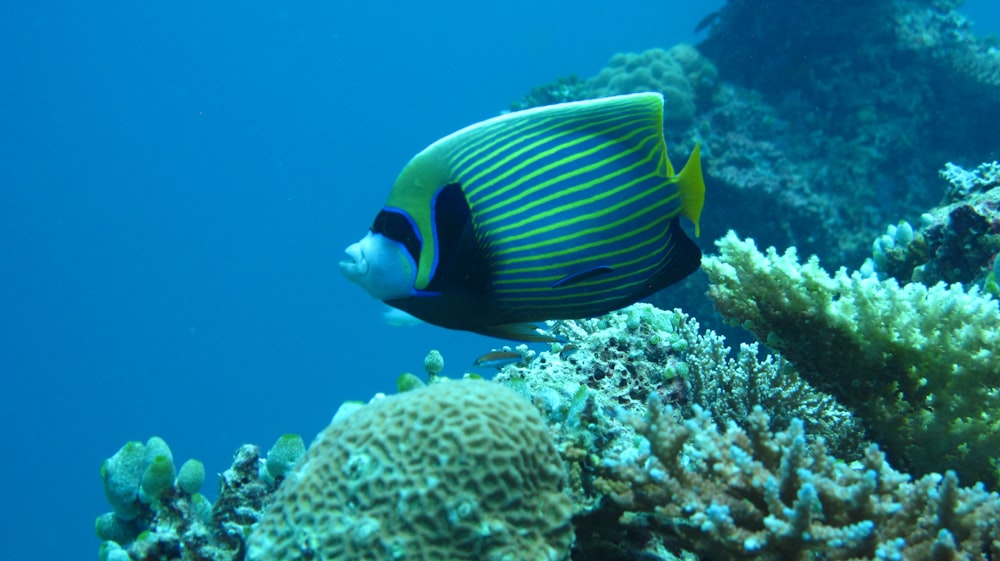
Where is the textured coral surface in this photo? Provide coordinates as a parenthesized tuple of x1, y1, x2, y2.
(703, 231, 1000, 488)
(605, 399, 1000, 561)
(245, 379, 574, 561)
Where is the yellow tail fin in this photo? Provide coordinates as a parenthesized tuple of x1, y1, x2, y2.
(676, 144, 705, 237)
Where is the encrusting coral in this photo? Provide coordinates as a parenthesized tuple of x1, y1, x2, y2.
(702, 230, 1000, 489)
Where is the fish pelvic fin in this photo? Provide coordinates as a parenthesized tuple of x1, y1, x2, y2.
(476, 323, 563, 343)
(676, 143, 705, 237)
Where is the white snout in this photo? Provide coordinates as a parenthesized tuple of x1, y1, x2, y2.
(339, 232, 416, 301)
(339, 242, 369, 278)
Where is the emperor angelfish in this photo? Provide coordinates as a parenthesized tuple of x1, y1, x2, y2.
(340, 92, 706, 341)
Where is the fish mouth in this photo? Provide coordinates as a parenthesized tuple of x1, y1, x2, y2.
(339, 242, 369, 278)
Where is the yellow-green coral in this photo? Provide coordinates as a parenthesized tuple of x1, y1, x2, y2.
(702, 231, 1000, 488)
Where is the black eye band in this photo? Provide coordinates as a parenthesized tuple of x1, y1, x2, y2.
(371, 209, 421, 264)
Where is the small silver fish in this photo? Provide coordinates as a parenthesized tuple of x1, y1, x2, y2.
(473, 350, 524, 369)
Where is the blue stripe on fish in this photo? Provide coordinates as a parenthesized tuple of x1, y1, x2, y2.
(347, 92, 706, 341)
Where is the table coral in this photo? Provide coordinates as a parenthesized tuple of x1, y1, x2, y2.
(703, 231, 1000, 489)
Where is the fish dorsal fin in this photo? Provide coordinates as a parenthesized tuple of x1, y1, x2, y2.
(385, 93, 668, 291)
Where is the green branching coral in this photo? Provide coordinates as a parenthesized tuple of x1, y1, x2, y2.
(603, 398, 1000, 560)
(702, 231, 1000, 488)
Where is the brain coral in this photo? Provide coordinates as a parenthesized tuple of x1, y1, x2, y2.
(246, 379, 574, 561)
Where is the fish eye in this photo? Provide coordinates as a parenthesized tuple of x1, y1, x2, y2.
(371, 209, 421, 263)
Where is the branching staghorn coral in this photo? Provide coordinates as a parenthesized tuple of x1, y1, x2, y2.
(602, 398, 1000, 560)
(683, 340, 863, 460)
(493, 305, 864, 512)
(492, 305, 866, 559)
(702, 231, 1000, 489)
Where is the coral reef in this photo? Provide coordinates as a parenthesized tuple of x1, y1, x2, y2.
(497, 305, 1000, 559)
(94, 2, 1000, 557)
(702, 231, 1000, 489)
(490, 305, 869, 558)
(588, 46, 718, 124)
(602, 399, 1000, 560)
(512, 0, 1000, 274)
(867, 161, 1000, 288)
(96, 437, 302, 561)
(508, 75, 592, 112)
(894, 0, 1000, 92)
(245, 379, 574, 561)
(497, 305, 863, 472)
(508, 45, 718, 124)
(96, 306, 1000, 561)
(694, 0, 1000, 263)
(500, 2, 1000, 351)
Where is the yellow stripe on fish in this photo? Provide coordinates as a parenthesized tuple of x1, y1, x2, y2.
(339, 92, 706, 341)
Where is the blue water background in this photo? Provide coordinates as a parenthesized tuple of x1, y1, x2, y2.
(1, 1, 997, 558)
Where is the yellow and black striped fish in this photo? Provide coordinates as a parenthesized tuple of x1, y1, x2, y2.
(340, 92, 705, 341)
